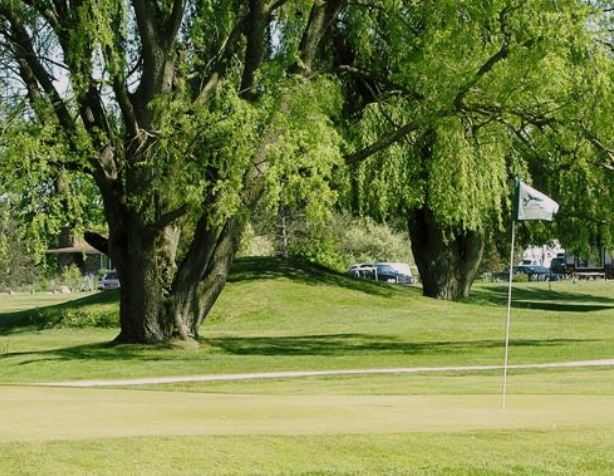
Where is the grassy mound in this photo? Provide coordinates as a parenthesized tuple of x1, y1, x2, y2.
(0, 257, 409, 333)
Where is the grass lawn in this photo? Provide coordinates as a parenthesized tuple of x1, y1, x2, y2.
(1, 257, 614, 473)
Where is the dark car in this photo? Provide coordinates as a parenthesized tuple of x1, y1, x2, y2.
(549, 257, 566, 279)
(374, 263, 414, 285)
(347, 262, 414, 285)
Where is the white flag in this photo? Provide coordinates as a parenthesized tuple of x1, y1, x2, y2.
(514, 181, 559, 221)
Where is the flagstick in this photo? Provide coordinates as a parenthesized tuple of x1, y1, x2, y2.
(502, 220, 516, 410)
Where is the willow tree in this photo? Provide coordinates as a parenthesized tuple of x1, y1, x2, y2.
(332, 0, 614, 299)
(0, 0, 361, 343)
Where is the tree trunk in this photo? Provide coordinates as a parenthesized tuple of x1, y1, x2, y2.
(110, 217, 171, 344)
(408, 207, 485, 300)
(105, 213, 243, 344)
(167, 216, 244, 341)
(277, 198, 289, 258)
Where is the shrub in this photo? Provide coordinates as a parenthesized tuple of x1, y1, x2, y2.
(285, 213, 413, 271)
(238, 223, 275, 257)
(513, 273, 529, 283)
(0, 203, 38, 292)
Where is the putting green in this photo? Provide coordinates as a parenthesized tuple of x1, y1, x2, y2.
(2, 386, 613, 442)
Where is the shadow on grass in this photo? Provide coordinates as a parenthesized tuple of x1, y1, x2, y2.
(229, 257, 415, 298)
(0, 290, 119, 336)
(203, 333, 593, 357)
(469, 286, 614, 313)
(0, 339, 202, 366)
(1, 333, 595, 366)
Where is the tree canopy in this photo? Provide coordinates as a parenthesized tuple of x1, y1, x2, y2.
(0, 0, 612, 342)
(330, 0, 614, 297)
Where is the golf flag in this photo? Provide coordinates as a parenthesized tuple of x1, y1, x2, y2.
(502, 180, 560, 409)
(513, 181, 559, 221)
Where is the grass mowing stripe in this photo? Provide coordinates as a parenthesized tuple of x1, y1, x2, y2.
(2, 429, 614, 475)
(2, 386, 614, 442)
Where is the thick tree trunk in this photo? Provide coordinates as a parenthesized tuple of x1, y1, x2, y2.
(167, 216, 243, 341)
(408, 207, 485, 300)
(110, 217, 171, 344)
(106, 214, 243, 344)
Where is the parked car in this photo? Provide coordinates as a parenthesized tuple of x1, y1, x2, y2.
(99, 270, 120, 290)
(348, 262, 414, 285)
(550, 257, 566, 275)
(374, 262, 414, 285)
(347, 264, 376, 280)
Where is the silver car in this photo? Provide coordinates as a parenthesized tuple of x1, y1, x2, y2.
(99, 270, 120, 290)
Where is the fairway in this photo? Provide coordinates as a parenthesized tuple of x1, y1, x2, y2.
(1, 259, 614, 473)
(2, 386, 614, 442)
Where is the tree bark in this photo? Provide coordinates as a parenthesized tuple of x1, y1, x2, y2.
(110, 215, 168, 344)
(104, 205, 244, 344)
(408, 207, 485, 300)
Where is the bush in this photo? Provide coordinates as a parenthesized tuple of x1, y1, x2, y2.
(238, 223, 275, 257)
(339, 217, 413, 266)
(61, 265, 83, 291)
(285, 213, 413, 271)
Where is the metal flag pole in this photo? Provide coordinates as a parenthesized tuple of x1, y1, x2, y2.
(502, 219, 516, 410)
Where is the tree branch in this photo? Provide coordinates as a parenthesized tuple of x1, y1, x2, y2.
(344, 121, 422, 165)
(453, 4, 518, 111)
(239, 0, 268, 99)
(194, 17, 247, 104)
(292, 0, 345, 74)
(165, 0, 187, 46)
(147, 204, 188, 234)
(84, 231, 109, 255)
(0, 7, 74, 132)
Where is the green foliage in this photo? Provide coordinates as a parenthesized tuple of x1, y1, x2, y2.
(282, 213, 413, 271)
(262, 76, 344, 223)
(0, 108, 105, 262)
(512, 273, 529, 283)
(60, 265, 83, 291)
(336, 216, 413, 266)
(0, 199, 37, 291)
(341, 0, 613, 251)
(237, 223, 274, 257)
(150, 87, 267, 225)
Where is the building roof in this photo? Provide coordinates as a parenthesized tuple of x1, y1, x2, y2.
(46, 240, 101, 255)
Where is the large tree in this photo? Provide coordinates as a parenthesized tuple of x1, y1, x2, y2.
(1, 1, 612, 348)
(0, 0, 354, 343)
(332, 0, 614, 299)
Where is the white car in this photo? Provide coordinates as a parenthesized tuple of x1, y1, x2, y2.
(347, 264, 376, 280)
(99, 270, 120, 290)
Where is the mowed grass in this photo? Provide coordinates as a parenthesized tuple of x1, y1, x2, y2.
(1, 257, 613, 383)
(2, 385, 614, 474)
(1, 258, 614, 474)
(3, 428, 614, 475)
